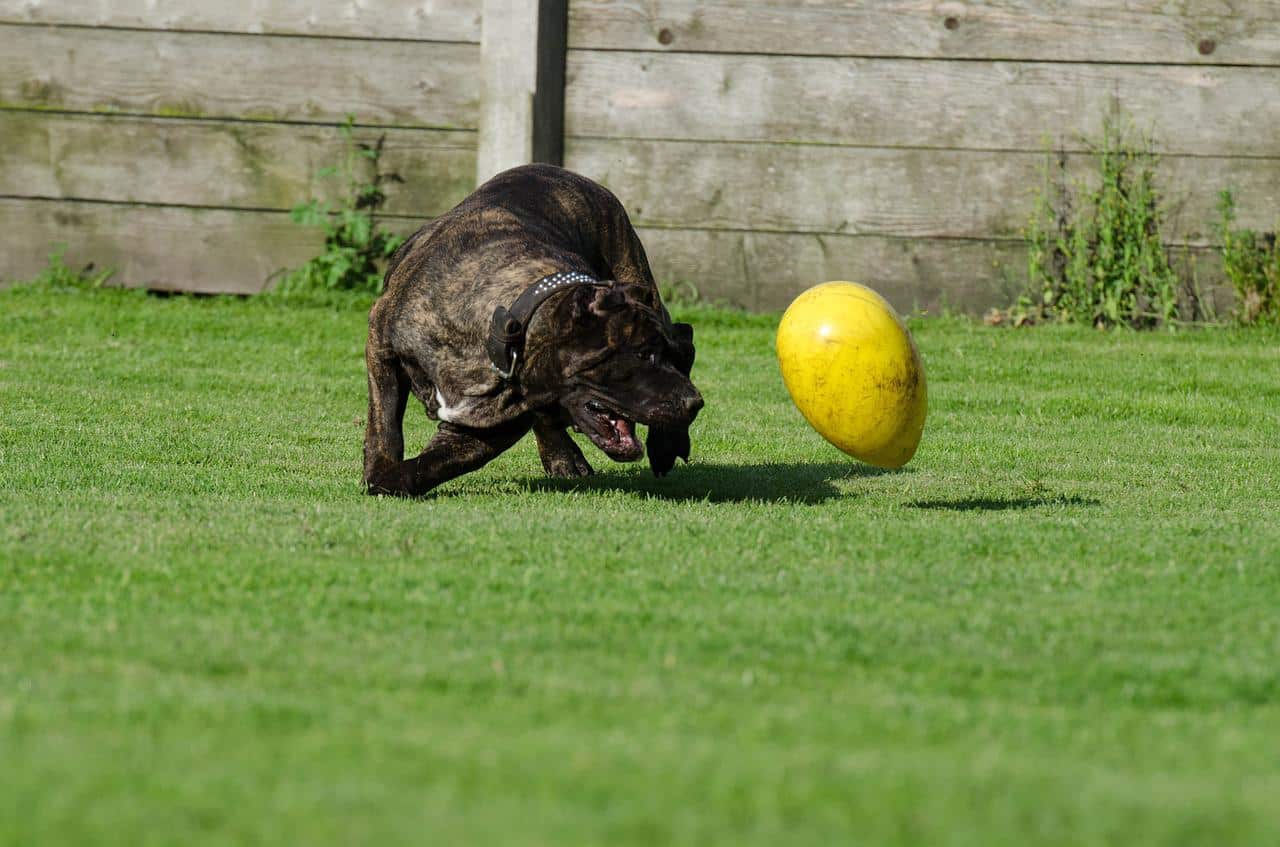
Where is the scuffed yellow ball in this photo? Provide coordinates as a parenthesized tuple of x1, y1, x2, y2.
(776, 282, 927, 468)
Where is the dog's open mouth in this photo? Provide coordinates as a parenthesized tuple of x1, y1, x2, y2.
(577, 400, 644, 461)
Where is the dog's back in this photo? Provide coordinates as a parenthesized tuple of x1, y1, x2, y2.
(383, 165, 644, 295)
(374, 164, 659, 356)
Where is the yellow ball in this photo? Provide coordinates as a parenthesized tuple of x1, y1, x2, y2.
(776, 282, 927, 468)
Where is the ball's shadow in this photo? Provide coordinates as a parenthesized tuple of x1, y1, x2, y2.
(908, 495, 1100, 511)
(526, 461, 902, 504)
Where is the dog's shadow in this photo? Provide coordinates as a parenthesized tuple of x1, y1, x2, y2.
(526, 461, 900, 504)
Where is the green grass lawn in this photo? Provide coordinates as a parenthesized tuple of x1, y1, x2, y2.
(2, 283, 1279, 846)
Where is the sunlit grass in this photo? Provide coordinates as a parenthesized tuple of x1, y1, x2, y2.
(2, 285, 1279, 845)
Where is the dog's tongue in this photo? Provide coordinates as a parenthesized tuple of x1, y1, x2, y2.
(605, 415, 642, 459)
(613, 417, 636, 444)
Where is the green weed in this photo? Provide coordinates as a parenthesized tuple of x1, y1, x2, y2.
(1215, 189, 1280, 325)
(1022, 117, 1193, 328)
(274, 117, 405, 296)
(20, 245, 114, 290)
(659, 279, 702, 309)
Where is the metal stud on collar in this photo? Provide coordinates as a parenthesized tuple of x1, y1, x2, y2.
(531, 271, 598, 298)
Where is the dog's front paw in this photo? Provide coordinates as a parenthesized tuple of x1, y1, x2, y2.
(646, 425, 690, 477)
(364, 456, 413, 497)
(541, 445, 595, 479)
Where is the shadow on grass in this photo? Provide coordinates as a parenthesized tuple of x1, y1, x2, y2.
(527, 461, 904, 504)
(908, 495, 1100, 511)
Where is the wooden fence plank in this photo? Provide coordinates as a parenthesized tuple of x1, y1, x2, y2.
(477, 0, 568, 182)
(567, 138, 1280, 242)
(0, 197, 1229, 315)
(565, 51, 1280, 157)
(0, 112, 475, 217)
(638, 227, 1022, 312)
(568, 0, 1280, 66)
(0, 192, 1018, 307)
(0, 197, 422, 294)
(0, 198, 319, 294)
(637, 227, 1229, 315)
(0, 0, 481, 42)
(0, 24, 479, 129)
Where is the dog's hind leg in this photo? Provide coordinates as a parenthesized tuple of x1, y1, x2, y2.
(363, 345, 411, 491)
(533, 413, 594, 478)
(367, 417, 532, 497)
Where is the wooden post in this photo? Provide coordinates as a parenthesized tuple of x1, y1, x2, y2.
(476, 0, 568, 184)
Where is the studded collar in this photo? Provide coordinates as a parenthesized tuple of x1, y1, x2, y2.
(486, 271, 611, 380)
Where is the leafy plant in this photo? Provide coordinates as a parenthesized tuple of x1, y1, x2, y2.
(659, 279, 702, 308)
(1215, 189, 1280, 325)
(1021, 116, 1195, 329)
(275, 117, 405, 296)
(25, 245, 114, 290)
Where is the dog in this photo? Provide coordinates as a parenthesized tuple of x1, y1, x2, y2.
(362, 164, 703, 497)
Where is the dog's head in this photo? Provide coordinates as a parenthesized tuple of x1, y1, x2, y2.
(542, 282, 701, 463)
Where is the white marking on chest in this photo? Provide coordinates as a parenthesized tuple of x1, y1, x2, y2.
(435, 388, 470, 423)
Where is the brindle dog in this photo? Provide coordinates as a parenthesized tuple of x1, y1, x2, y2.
(363, 164, 703, 497)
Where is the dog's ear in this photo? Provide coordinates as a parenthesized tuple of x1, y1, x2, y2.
(620, 281, 661, 311)
(669, 322, 695, 375)
(594, 285, 629, 315)
(571, 283, 628, 321)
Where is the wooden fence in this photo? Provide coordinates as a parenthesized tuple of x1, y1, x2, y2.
(562, 1, 1280, 311)
(3, 2, 1279, 311)
(0, 0, 481, 293)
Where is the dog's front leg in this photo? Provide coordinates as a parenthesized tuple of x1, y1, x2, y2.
(366, 416, 532, 497)
(533, 412, 594, 478)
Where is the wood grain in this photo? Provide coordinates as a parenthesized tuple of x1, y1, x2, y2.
(636, 226, 1023, 313)
(0, 196, 1228, 314)
(638, 227, 1228, 315)
(0, 192, 1023, 309)
(568, 0, 1280, 66)
(0, 198, 320, 294)
(567, 138, 1280, 241)
(0, 197, 424, 294)
(0, 24, 479, 129)
(0, 112, 475, 217)
(565, 51, 1280, 157)
(0, 0, 481, 42)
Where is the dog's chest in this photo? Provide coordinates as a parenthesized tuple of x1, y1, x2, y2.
(433, 387, 484, 425)
(408, 355, 529, 429)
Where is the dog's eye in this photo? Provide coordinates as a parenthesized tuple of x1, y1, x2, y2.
(635, 350, 659, 365)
